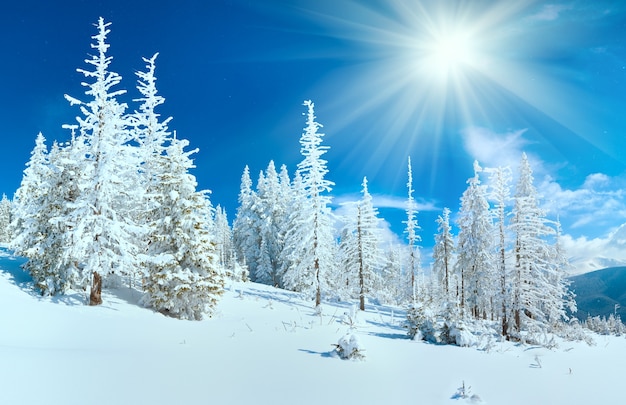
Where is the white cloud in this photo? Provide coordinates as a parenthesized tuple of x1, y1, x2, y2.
(333, 193, 439, 212)
(539, 173, 626, 230)
(561, 232, 626, 275)
(461, 126, 626, 273)
(332, 197, 403, 247)
(372, 194, 439, 212)
(461, 127, 530, 171)
(529, 4, 571, 21)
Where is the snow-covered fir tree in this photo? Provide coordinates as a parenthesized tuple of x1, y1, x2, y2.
(141, 135, 224, 320)
(546, 218, 577, 328)
(381, 244, 407, 304)
(11, 133, 49, 252)
(129, 49, 224, 318)
(455, 161, 496, 319)
(253, 161, 290, 287)
(0, 194, 12, 243)
(11, 133, 58, 293)
(338, 177, 385, 310)
(131, 52, 172, 239)
(510, 153, 559, 336)
(432, 207, 455, 304)
(282, 100, 336, 307)
(233, 165, 261, 279)
(487, 166, 513, 335)
(214, 205, 235, 276)
(404, 157, 422, 301)
(61, 18, 147, 305)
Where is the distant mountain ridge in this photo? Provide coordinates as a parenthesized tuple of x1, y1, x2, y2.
(569, 266, 626, 320)
(568, 223, 626, 275)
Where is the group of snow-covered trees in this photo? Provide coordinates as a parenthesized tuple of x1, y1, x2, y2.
(415, 156, 576, 342)
(6, 18, 576, 334)
(231, 107, 575, 339)
(10, 18, 226, 319)
(232, 100, 414, 309)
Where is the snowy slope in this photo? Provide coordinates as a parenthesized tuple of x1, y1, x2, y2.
(1, 247, 625, 405)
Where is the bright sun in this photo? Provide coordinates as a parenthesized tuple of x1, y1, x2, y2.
(426, 31, 476, 75)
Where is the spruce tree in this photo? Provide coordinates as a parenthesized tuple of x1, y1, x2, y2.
(233, 166, 261, 279)
(455, 161, 496, 319)
(339, 177, 385, 310)
(510, 153, 555, 335)
(432, 207, 455, 304)
(282, 100, 336, 307)
(0, 194, 11, 243)
(62, 17, 145, 304)
(488, 166, 513, 336)
(404, 157, 421, 301)
(141, 136, 224, 319)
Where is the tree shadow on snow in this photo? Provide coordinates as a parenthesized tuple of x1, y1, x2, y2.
(298, 348, 337, 359)
(0, 247, 88, 306)
(366, 331, 410, 340)
(0, 247, 31, 290)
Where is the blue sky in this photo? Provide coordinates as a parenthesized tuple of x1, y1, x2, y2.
(1, 0, 625, 271)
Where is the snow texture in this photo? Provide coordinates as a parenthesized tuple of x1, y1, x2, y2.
(2, 246, 625, 405)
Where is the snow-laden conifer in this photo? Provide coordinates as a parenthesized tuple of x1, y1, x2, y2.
(141, 136, 224, 320)
(282, 100, 336, 307)
(61, 18, 146, 304)
(432, 207, 455, 304)
(214, 205, 236, 278)
(253, 161, 290, 287)
(338, 177, 385, 310)
(455, 161, 496, 319)
(487, 166, 513, 335)
(0, 194, 11, 243)
(233, 166, 261, 278)
(404, 157, 422, 301)
(510, 153, 556, 335)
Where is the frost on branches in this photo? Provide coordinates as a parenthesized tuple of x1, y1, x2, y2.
(282, 100, 336, 307)
(10, 18, 225, 317)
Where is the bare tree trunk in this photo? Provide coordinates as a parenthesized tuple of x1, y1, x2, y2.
(314, 258, 321, 307)
(90, 271, 102, 306)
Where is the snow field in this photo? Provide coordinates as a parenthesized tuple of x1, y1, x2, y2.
(1, 249, 624, 405)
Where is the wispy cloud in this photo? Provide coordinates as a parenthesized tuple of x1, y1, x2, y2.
(529, 4, 572, 21)
(461, 126, 543, 173)
(333, 193, 439, 212)
(539, 173, 626, 230)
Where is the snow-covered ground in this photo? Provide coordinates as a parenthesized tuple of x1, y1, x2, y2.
(1, 247, 624, 405)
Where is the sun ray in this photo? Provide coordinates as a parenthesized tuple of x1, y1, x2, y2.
(252, 0, 623, 198)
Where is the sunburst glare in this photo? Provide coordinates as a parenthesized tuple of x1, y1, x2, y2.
(278, 0, 608, 194)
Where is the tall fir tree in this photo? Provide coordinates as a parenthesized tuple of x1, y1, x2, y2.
(62, 17, 145, 304)
(509, 153, 555, 337)
(432, 207, 455, 304)
(488, 166, 513, 335)
(0, 194, 11, 243)
(339, 177, 385, 310)
(404, 157, 421, 301)
(282, 100, 336, 307)
(233, 165, 261, 279)
(455, 161, 496, 319)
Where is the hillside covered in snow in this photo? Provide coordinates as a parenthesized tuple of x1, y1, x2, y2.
(1, 247, 625, 405)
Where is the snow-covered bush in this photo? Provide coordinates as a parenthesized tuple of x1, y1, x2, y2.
(406, 302, 439, 343)
(334, 333, 365, 360)
(442, 320, 475, 347)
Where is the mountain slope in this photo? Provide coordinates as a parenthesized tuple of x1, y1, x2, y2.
(1, 248, 626, 405)
(570, 266, 626, 320)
